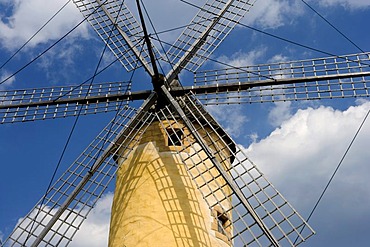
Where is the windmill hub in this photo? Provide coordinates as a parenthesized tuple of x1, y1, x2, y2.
(152, 75, 168, 111)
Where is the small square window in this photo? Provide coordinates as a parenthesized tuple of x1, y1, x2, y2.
(212, 207, 231, 243)
(167, 128, 183, 146)
(217, 212, 229, 235)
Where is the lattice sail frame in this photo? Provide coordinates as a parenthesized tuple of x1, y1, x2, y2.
(194, 52, 370, 104)
(156, 93, 314, 246)
(166, 0, 256, 82)
(3, 0, 369, 246)
(3, 87, 315, 246)
(0, 81, 131, 123)
(2, 95, 157, 247)
(72, 0, 161, 75)
(2, 52, 369, 124)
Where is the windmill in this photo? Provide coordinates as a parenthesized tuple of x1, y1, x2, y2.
(0, 0, 369, 246)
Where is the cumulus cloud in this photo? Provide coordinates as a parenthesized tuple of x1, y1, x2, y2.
(6, 193, 112, 247)
(207, 104, 249, 138)
(244, 0, 370, 30)
(0, 70, 15, 90)
(35, 39, 88, 83)
(0, 0, 90, 50)
(0, 0, 367, 57)
(217, 47, 268, 68)
(245, 101, 370, 244)
(70, 193, 112, 247)
(247, 102, 370, 184)
(317, 0, 370, 9)
(0, 231, 3, 245)
(268, 101, 292, 127)
(216, 43, 290, 69)
(244, 0, 305, 29)
(5, 102, 370, 246)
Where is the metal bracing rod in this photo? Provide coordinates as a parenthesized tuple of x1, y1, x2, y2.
(166, 0, 239, 84)
(95, 0, 154, 77)
(30, 93, 157, 246)
(160, 85, 280, 247)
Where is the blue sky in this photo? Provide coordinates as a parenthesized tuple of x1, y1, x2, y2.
(1, 0, 370, 246)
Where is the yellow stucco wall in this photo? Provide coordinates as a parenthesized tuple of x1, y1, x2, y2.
(109, 121, 232, 247)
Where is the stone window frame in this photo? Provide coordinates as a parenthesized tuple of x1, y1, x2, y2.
(211, 206, 232, 244)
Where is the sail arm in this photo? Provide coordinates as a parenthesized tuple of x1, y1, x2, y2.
(160, 86, 281, 246)
(192, 52, 370, 104)
(3, 94, 157, 247)
(155, 90, 314, 246)
(175, 71, 370, 104)
(165, 0, 256, 83)
(73, 0, 160, 74)
(0, 81, 144, 124)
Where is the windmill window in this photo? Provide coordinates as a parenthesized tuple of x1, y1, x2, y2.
(211, 207, 231, 243)
(217, 212, 229, 235)
(167, 128, 183, 146)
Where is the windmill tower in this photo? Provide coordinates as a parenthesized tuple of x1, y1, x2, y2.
(0, 0, 369, 246)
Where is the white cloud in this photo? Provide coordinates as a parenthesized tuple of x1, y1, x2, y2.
(247, 102, 370, 182)
(244, 0, 370, 30)
(0, 0, 90, 50)
(217, 47, 268, 68)
(249, 132, 259, 143)
(317, 0, 370, 9)
(0, 70, 15, 90)
(0, 231, 3, 245)
(6, 193, 112, 247)
(71, 193, 112, 247)
(5, 102, 370, 246)
(207, 104, 249, 138)
(35, 39, 88, 83)
(268, 101, 292, 127)
(244, 0, 305, 29)
(245, 101, 370, 243)
(216, 44, 291, 70)
(267, 53, 289, 64)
